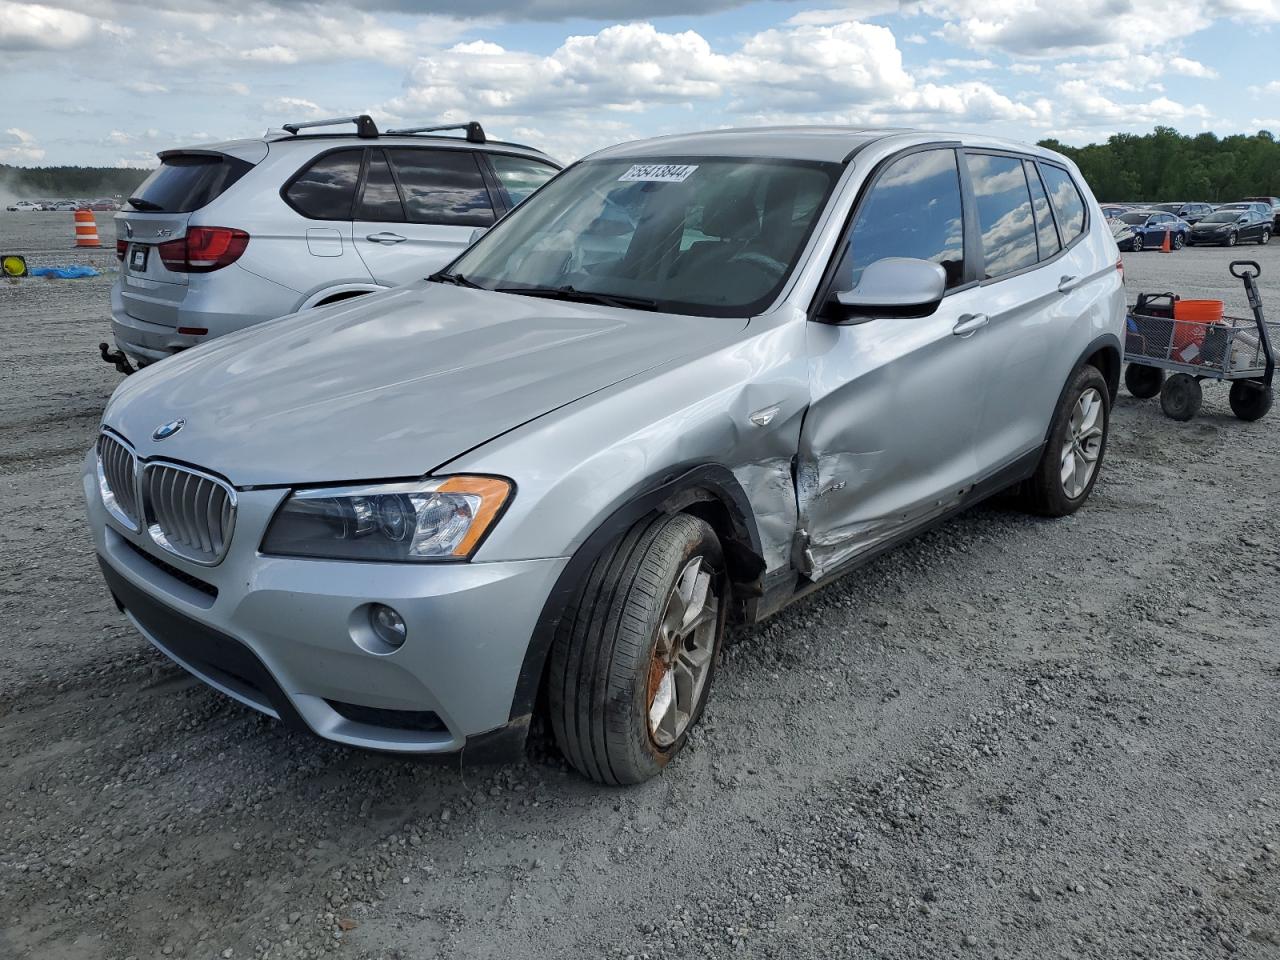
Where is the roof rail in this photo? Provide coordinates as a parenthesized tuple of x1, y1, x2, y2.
(282, 115, 379, 138)
(385, 121, 486, 144)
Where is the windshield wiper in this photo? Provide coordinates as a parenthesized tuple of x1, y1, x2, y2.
(126, 197, 164, 212)
(492, 284, 659, 311)
(427, 271, 485, 289)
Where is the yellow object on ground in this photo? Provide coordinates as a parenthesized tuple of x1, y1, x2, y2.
(2, 255, 29, 277)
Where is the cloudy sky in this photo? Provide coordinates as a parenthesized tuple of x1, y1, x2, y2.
(2, 0, 1277, 167)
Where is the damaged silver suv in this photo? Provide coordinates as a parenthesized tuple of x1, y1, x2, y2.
(85, 127, 1124, 783)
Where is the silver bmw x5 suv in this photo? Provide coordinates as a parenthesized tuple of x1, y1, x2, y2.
(107, 115, 559, 369)
(85, 126, 1124, 784)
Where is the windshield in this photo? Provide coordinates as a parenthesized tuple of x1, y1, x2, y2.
(1149, 203, 1180, 213)
(1118, 213, 1149, 225)
(443, 157, 840, 316)
(1202, 211, 1243, 223)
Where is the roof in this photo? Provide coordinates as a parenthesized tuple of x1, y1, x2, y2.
(585, 125, 1068, 166)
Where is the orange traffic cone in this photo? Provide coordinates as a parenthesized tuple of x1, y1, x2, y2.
(73, 208, 101, 248)
(1160, 230, 1171, 253)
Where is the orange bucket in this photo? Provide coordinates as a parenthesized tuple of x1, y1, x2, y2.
(1171, 299, 1224, 359)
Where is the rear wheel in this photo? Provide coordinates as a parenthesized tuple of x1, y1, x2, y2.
(1125, 363, 1164, 399)
(1226, 232, 1238, 247)
(1022, 365, 1110, 517)
(1160, 373, 1203, 421)
(1228, 381, 1273, 421)
(1260, 228, 1271, 246)
(549, 513, 727, 784)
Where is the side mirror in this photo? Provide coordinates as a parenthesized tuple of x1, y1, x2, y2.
(826, 257, 947, 323)
(469, 226, 488, 244)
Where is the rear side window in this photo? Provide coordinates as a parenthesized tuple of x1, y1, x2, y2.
(1024, 160, 1060, 259)
(839, 148, 966, 290)
(285, 150, 362, 220)
(1040, 165, 1086, 244)
(129, 154, 253, 214)
(356, 150, 405, 222)
(489, 154, 558, 207)
(967, 153, 1037, 279)
(385, 149, 494, 227)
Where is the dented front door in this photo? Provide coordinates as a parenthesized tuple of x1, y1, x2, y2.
(797, 288, 990, 580)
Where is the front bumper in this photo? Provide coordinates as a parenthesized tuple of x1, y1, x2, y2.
(83, 452, 566, 756)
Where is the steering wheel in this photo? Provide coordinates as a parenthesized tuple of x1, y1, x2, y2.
(726, 250, 786, 278)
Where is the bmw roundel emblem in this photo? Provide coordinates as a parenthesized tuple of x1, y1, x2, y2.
(152, 418, 185, 441)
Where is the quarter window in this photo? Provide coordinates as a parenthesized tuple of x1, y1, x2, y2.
(285, 150, 362, 220)
(1040, 165, 1086, 243)
(968, 153, 1037, 279)
(489, 154, 558, 207)
(356, 150, 405, 222)
(838, 148, 966, 290)
(1024, 160, 1060, 260)
(385, 149, 495, 227)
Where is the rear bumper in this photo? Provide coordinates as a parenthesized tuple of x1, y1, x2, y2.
(110, 266, 300, 364)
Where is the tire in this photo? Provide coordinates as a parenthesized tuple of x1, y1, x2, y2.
(1226, 232, 1238, 247)
(549, 512, 728, 784)
(1260, 229, 1271, 246)
(1228, 381, 1273, 421)
(1125, 363, 1164, 399)
(1160, 373, 1203, 421)
(1173, 232, 1185, 250)
(1132, 233, 1145, 252)
(1022, 365, 1110, 517)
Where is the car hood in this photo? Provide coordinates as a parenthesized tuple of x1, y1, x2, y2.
(104, 281, 746, 486)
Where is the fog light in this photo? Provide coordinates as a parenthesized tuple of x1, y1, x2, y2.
(370, 604, 407, 649)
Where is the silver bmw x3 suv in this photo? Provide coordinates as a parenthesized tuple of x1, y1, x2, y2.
(86, 126, 1124, 784)
(107, 116, 559, 369)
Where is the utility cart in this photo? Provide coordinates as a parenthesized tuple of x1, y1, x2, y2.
(1123, 260, 1276, 422)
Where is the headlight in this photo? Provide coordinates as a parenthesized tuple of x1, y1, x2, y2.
(261, 476, 512, 562)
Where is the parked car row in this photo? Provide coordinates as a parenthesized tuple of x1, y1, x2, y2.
(5, 197, 121, 212)
(87, 118, 1127, 783)
(1101, 197, 1276, 251)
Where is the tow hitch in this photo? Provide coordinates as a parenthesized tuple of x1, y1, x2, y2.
(98, 342, 136, 376)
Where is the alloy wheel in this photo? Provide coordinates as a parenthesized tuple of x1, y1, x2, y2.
(648, 556, 719, 748)
(1060, 387, 1105, 499)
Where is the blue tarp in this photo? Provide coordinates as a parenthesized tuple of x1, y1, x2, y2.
(29, 265, 99, 279)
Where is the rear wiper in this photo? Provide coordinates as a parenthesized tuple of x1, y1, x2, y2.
(492, 284, 659, 311)
(126, 197, 164, 212)
(427, 271, 484, 289)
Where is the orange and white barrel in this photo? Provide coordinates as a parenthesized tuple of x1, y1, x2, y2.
(73, 208, 101, 248)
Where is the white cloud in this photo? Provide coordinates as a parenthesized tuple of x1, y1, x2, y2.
(0, 128, 44, 162)
(123, 80, 169, 94)
(1168, 56, 1218, 78)
(265, 97, 327, 117)
(1055, 80, 1212, 127)
(0, 1, 95, 51)
(786, 2, 902, 24)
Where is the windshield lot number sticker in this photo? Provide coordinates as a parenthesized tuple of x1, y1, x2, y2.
(619, 164, 698, 183)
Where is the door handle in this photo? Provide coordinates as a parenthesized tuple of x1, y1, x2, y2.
(1058, 274, 1083, 293)
(366, 232, 407, 244)
(952, 313, 989, 337)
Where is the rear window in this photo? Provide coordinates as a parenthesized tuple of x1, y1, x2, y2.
(1040, 165, 1086, 243)
(284, 149, 363, 220)
(129, 154, 253, 214)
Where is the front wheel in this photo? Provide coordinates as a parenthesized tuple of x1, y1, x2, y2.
(1229, 381, 1273, 421)
(1173, 232, 1186, 250)
(1022, 365, 1110, 517)
(1132, 233, 1145, 252)
(1260, 229, 1271, 246)
(549, 513, 727, 784)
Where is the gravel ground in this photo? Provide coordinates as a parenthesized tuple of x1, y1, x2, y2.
(1, 212, 1278, 960)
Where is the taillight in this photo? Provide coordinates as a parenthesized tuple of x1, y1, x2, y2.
(1116, 257, 1124, 279)
(156, 227, 249, 273)
(116, 239, 127, 261)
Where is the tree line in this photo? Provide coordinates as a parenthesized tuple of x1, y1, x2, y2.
(1039, 127, 1280, 203)
(1, 164, 150, 200)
